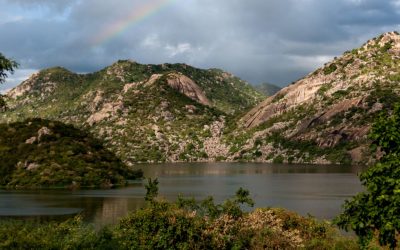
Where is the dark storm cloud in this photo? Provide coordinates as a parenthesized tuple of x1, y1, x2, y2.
(0, 0, 399, 91)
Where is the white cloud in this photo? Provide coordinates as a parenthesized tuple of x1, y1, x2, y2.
(141, 34, 162, 49)
(165, 43, 193, 57)
(0, 15, 24, 25)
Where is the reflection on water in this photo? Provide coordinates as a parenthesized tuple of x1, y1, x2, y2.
(0, 163, 365, 226)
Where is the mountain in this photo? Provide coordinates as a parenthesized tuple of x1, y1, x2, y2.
(1, 61, 264, 164)
(3, 32, 397, 165)
(235, 31, 400, 164)
(0, 118, 142, 188)
(254, 82, 281, 96)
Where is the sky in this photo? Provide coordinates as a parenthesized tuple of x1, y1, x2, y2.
(0, 0, 400, 92)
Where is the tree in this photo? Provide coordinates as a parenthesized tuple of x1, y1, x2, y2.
(0, 53, 18, 111)
(144, 178, 159, 202)
(0, 52, 18, 84)
(335, 105, 400, 249)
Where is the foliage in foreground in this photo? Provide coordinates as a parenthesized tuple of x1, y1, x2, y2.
(335, 105, 400, 249)
(0, 183, 358, 249)
(0, 118, 142, 189)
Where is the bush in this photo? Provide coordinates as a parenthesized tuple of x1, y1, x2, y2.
(273, 155, 284, 164)
(0, 217, 100, 249)
(335, 105, 400, 249)
(323, 63, 338, 75)
(0, 183, 359, 249)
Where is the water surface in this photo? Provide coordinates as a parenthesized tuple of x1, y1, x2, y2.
(0, 163, 365, 226)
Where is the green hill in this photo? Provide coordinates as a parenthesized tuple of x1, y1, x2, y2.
(0, 118, 142, 188)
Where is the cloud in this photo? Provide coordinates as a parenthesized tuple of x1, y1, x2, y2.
(0, 0, 399, 86)
(165, 43, 192, 57)
(3, 0, 75, 12)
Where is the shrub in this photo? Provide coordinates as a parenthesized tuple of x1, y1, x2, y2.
(335, 105, 400, 249)
(273, 155, 284, 164)
(0, 181, 359, 249)
(324, 63, 338, 75)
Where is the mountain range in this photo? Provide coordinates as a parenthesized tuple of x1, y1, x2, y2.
(1, 31, 400, 166)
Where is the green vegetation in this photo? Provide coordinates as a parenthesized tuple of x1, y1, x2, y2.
(0, 52, 18, 111)
(380, 42, 393, 53)
(332, 89, 350, 100)
(0, 95, 6, 111)
(0, 52, 18, 84)
(366, 82, 400, 110)
(0, 181, 358, 249)
(266, 132, 352, 165)
(323, 63, 337, 75)
(0, 118, 142, 188)
(336, 105, 400, 249)
(272, 92, 285, 103)
(317, 82, 332, 96)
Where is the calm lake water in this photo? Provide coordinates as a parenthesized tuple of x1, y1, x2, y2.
(0, 163, 365, 227)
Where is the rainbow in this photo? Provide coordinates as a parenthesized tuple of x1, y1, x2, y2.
(92, 0, 178, 46)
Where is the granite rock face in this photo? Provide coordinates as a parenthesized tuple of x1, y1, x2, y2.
(238, 32, 400, 164)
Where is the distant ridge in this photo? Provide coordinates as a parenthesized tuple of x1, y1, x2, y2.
(254, 82, 281, 96)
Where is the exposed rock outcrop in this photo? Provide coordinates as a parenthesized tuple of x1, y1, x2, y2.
(165, 73, 211, 106)
(7, 73, 40, 99)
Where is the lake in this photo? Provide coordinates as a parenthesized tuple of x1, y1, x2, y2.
(0, 163, 365, 227)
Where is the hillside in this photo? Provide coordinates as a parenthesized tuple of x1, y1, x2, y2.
(254, 82, 281, 96)
(0, 118, 142, 188)
(1, 61, 264, 164)
(233, 31, 400, 164)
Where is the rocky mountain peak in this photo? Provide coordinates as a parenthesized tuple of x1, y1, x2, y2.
(364, 31, 400, 48)
(7, 67, 77, 100)
(7, 72, 40, 99)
